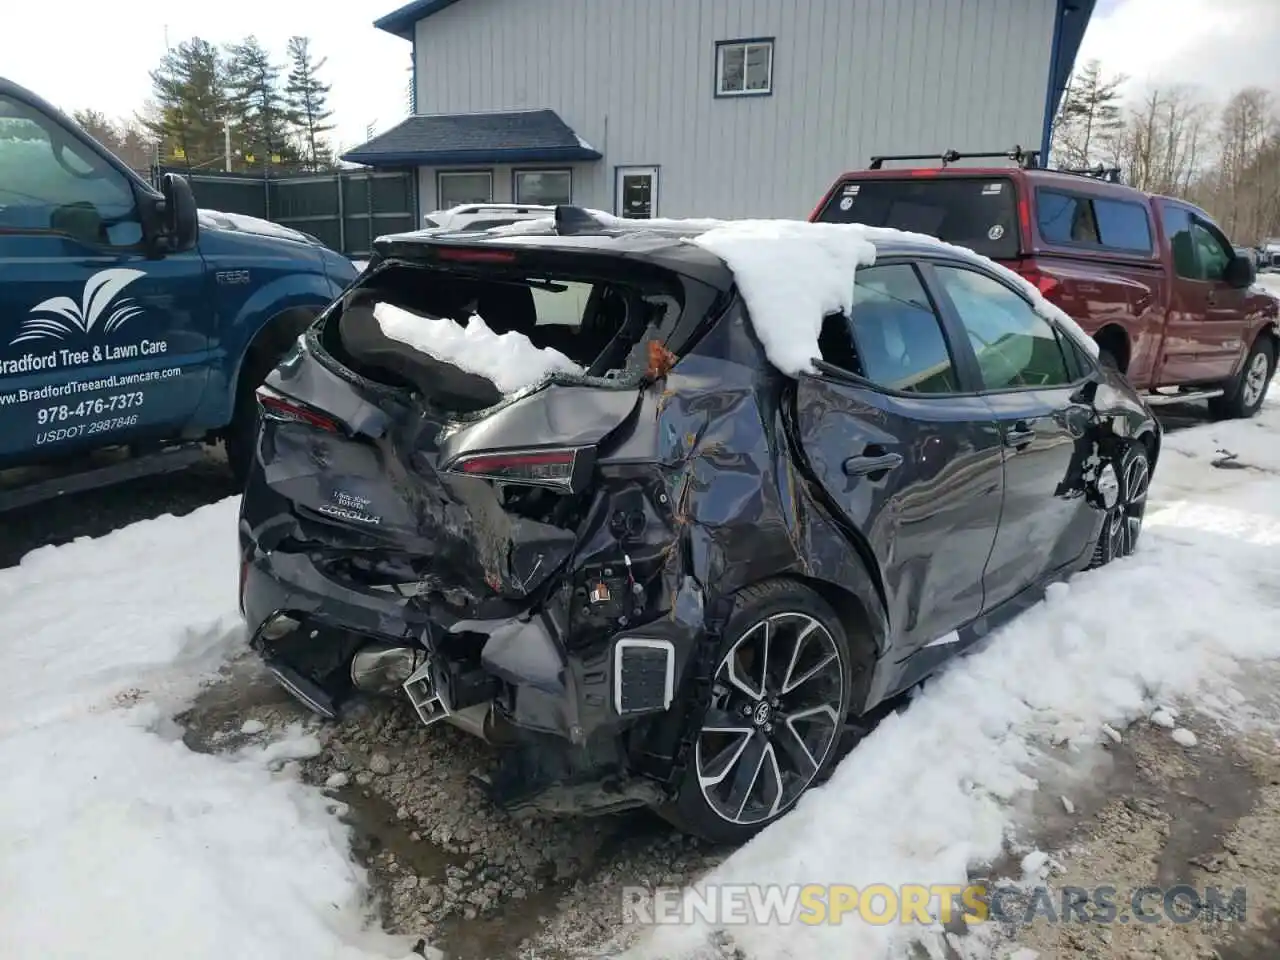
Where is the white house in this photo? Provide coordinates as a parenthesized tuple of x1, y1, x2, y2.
(344, 0, 1096, 221)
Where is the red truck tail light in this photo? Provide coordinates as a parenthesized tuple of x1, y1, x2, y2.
(1017, 195, 1033, 243)
(450, 448, 579, 489)
(256, 386, 340, 432)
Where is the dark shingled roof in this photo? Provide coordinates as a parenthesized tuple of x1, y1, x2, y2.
(375, 0, 463, 39)
(340, 109, 603, 167)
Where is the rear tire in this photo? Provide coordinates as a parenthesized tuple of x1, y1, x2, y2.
(1208, 337, 1274, 420)
(1097, 346, 1120, 371)
(660, 579, 854, 845)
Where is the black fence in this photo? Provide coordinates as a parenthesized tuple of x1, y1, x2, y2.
(153, 166, 418, 257)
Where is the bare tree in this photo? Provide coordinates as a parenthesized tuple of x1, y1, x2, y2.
(1052, 57, 1280, 245)
(1213, 88, 1278, 239)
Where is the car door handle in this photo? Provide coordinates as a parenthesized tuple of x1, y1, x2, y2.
(843, 447, 903, 477)
(1004, 426, 1036, 449)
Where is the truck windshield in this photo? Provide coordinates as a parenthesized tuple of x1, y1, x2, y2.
(815, 177, 1020, 260)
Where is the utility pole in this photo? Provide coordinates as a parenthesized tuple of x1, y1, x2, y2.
(223, 117, 233, 172)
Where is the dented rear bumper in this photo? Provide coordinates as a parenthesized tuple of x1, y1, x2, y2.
(239, 511, 709, 812)
(242, 543, 700, 730)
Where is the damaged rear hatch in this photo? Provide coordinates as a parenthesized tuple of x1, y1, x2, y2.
(251, 229, 723, 614)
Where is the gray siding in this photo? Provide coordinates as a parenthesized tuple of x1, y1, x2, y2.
(413, 0, 1057, 219)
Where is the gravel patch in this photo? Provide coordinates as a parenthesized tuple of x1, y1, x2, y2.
(180, 666, 728, 959)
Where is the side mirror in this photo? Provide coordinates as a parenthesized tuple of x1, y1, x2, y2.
(1224, 254, 1256, 289)
(160, 173, 199, 253)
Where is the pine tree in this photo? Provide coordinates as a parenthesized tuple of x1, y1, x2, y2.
(1052, 59, 1127, 169)
(225, 36, 299, 171)
(142, 38, 228, 169)
(285, 36, 336, 171)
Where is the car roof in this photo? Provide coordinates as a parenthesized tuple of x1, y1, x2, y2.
(376, 220, 739, 289)
(375, 212, 1006, 291)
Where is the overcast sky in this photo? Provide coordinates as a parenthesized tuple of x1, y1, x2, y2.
(1079, 0, 1280, 99)
(3, 0, 408, 154)
(2, 0, 1279, 157)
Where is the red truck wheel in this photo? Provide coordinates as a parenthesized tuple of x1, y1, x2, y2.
(1210, 337, 1275, 420)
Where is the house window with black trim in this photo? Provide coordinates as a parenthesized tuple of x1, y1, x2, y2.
(514, 169, 572, 205)
(438, 170, 493, 209)
(716, 39, 774, 96)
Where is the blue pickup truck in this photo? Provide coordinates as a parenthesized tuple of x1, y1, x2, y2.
(0, 77, 356, 509)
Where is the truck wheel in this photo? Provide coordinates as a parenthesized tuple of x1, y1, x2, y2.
(1209, 337, 1274, 420)
(225, 353, 276, 487)
(660, 579, 854, 844)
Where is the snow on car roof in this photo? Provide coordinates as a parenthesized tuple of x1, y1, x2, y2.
(492, 212, 1101, 377)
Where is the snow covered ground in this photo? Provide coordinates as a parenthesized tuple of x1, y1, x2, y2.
(0, 509, 417, 959)
(1, 388, 1278, 959)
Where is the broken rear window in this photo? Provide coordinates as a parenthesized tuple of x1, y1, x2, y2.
(320, 259, 686, 403)
(815, 177, 1020, 260)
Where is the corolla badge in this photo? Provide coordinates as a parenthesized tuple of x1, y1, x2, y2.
(11, 268, 147, 346)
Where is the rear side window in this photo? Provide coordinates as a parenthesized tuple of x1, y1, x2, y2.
(1036, 189, 1153, 253)
(1094, 199, 1153, 251)
(819, 264, 959, 394)
(933, 266, 1072, 390)
(815, 178, 1019, 259)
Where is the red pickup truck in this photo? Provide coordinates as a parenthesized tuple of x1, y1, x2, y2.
(810, 150, 1280, 419)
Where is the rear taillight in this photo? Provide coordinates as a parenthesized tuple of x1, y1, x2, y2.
(1017, 195, 1033, 243)
(256, 385, 340, 432)
(450, 448, 580, 489)
(1017, 266, 1061, 298)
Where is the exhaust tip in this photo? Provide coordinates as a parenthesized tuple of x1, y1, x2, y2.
(350, 644, 423, 696)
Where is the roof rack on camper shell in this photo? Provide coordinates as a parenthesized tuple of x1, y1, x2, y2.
(865, 147, 1124, 185)
(1056, 164, 1124, 184)
(867, 146, 1043, 170)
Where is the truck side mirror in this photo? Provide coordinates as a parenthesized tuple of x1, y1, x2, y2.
(1224, 254, 1256, 289)
(160, 173, 199, 253)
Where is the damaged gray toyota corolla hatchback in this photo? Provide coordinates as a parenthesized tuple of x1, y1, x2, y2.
(238, 208, 1160, 843)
